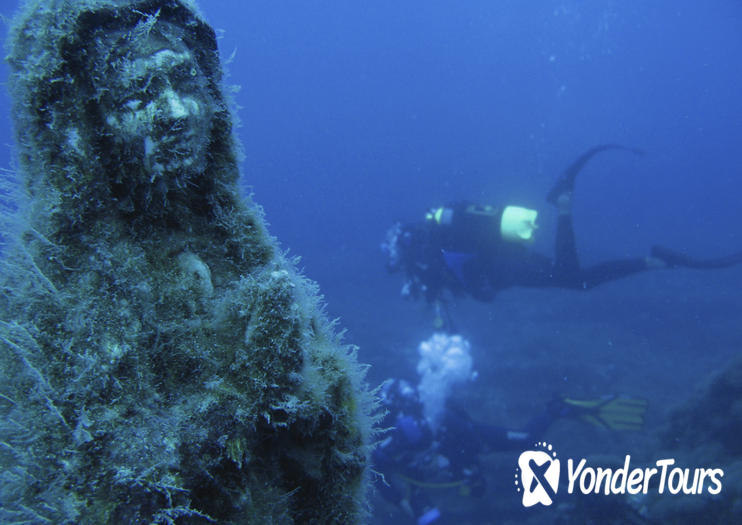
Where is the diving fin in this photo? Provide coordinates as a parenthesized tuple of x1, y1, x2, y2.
(546, 144, 645, 205)
(651, 245, 742, 270)
(561, 395, 648, 431)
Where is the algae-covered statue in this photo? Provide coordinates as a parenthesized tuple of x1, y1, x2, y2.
(0, 0, 376, 522)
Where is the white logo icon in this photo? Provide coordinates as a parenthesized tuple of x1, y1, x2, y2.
(515, 442, 560, 507)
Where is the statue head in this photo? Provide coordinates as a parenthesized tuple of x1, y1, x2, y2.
(94, 21, 215, 200)
(9, 0, 239, 225)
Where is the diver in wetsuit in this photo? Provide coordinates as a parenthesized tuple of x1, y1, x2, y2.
(373, 378, 647, 525)
(373, 379, 549, 525)
(382, 145, 742, 305)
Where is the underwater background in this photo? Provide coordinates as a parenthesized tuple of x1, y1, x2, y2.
(1, 1, 740, 523)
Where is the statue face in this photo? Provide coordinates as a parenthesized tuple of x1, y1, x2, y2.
(99, 31, 214, 190)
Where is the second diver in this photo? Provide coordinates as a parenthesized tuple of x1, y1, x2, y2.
(383, 145, 742, 307)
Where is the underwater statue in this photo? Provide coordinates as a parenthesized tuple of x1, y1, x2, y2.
(0, 0, 375, 522)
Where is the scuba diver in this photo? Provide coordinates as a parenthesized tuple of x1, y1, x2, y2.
(373, 378, 647, 525)
(382, 145, 742, 309)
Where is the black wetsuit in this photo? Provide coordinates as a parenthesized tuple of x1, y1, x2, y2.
(396, 202, 648, 303)
(517, 210, 648, 290)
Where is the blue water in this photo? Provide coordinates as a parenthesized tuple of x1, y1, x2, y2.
(1, 1, 740, 523)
